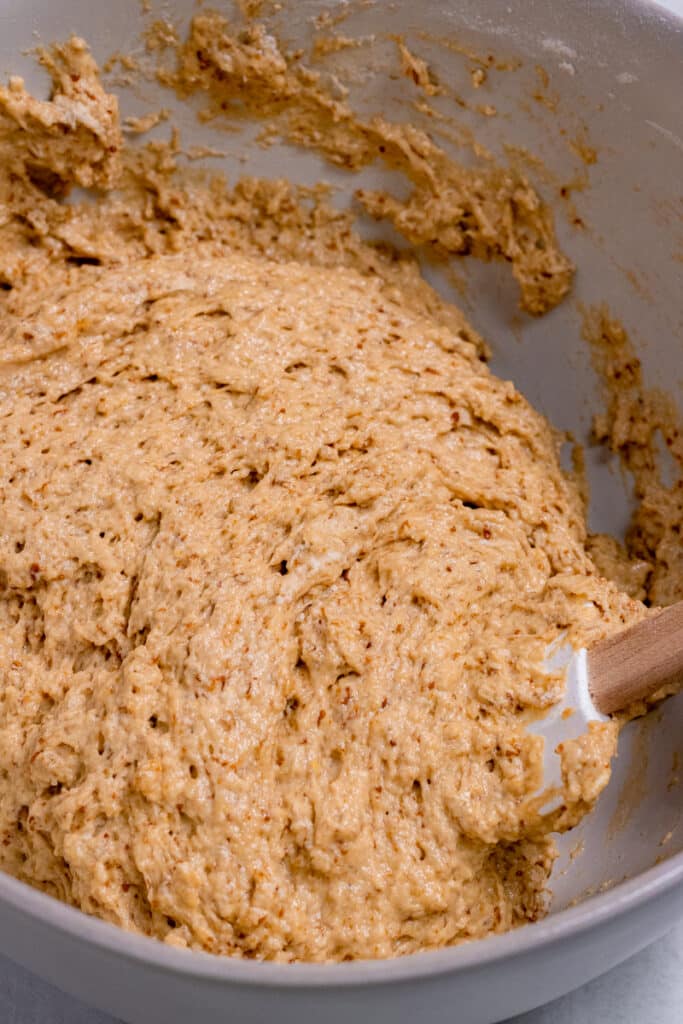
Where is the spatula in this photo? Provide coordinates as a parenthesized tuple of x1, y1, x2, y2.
(532, 600, 683, 807)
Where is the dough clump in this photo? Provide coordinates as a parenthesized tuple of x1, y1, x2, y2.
(0, 31, 647, 961)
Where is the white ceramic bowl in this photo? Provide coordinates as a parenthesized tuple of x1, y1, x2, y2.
(0, 2, 681, 1021)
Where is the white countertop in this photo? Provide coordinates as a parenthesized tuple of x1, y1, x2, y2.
(1, 1, 682, 1021)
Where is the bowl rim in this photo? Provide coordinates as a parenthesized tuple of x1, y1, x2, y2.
(1, 848, 682, 988)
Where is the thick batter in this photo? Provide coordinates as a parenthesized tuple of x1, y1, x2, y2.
(0, 29, 657, 962)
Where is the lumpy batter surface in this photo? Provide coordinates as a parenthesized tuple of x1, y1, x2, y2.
(0, 29, 653, 962)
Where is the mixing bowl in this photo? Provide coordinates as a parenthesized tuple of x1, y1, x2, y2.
(0, 1, 680, 1021)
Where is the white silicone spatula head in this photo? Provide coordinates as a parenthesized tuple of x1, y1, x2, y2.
(532, 601, 683, 805)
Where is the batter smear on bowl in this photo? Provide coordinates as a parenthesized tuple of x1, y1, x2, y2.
(0, 26, 669, 962)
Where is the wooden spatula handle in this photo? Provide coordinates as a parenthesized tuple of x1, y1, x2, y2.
(588, 601, 683, 716)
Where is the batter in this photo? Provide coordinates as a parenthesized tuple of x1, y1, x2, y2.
(0, 28, 657, 962)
